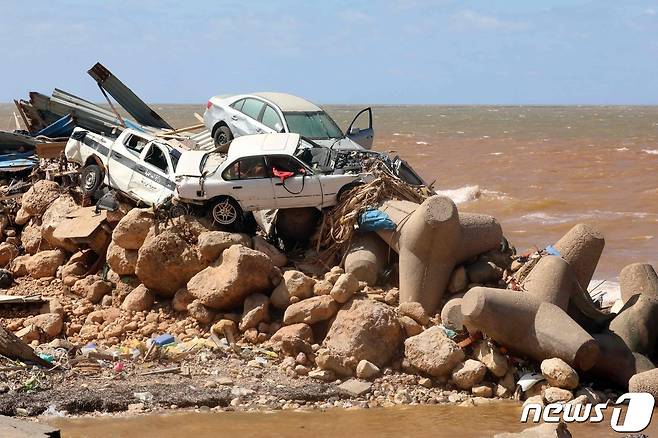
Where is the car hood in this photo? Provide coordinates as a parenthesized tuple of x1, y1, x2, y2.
(312, 137, 364, 151)
(174, 150, 208, 177)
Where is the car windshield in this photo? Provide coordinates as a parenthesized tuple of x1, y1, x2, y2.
(283, 111, 343, 139)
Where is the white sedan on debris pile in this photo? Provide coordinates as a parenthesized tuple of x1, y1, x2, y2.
(174, 133, 370, 226)
(203, 92, 374, 151)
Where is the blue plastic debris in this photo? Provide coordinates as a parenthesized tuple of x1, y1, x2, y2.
(154, 333, 175, 346)
(545, 245, 560, 256)
(358, 209, 396, 231)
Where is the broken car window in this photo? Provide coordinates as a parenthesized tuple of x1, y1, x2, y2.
(125, 134, 149, 154)
(266, 155, 306, 175)
(241, 99, 265, 121)
(223, 156, 268, 180)
(144, 145, 169, 173)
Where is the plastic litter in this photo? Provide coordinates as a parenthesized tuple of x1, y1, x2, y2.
(38, 353, 55, 364)
(154, 333, 175, 347)
(134, 391, 154, 403)
(544, 245, 560, 256)
(517, 372, 545, 391)
(358, 209, 396, 231)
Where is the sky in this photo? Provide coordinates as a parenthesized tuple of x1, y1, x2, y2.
(1, 0, 658, 104)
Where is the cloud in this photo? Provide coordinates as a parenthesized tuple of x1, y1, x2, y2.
(450, 9, 529, 32)
(644, 8, 657, 15)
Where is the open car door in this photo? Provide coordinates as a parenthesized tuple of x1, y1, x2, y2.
(345, 107, 374, 149)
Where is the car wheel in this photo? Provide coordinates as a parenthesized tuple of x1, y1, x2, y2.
(213, 125, 234, 152)
(209, 197, 243, 227)
(80, 164, 104, 195)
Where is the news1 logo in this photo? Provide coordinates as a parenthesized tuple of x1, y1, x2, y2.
(521, 392, 655, 433)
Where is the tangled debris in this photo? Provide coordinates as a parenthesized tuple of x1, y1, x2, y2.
(314, 161, 431, 261)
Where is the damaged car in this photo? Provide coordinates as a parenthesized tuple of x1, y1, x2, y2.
(65, 127, 428, 228)
(174, 133, 371, 226)
(65, 127, 181, 206)
(203, 92, 374, 151)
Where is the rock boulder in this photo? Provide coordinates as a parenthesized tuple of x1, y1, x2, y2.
(135, 230, 204, 296)
(323, 298, 402, 369)
(404, 326, 464, 377)
(187, 244, 275, 309)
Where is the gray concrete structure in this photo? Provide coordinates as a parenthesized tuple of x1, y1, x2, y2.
(344, 232, 390, 286)
(553, 223, 604, 291)
(376, 196, 502, 314)
(591, 332, 655, 388)
(521, 255, 580, 310)
(608, 294, 658, 357)
(620, 263, 658, 303)
(461, 286, 600, 370)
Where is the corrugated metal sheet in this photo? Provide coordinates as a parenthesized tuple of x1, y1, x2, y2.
(88, 62, 172, 130)
(188, 129, 214, 150)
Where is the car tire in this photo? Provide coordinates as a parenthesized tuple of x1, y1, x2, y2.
(213, 125, 234, 153)
(80, 164, 104, 196)
(208, 197, 243, 228)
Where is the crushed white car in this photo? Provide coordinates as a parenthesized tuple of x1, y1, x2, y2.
(174, 133, 370, 226)
(203, 92, 373, 151)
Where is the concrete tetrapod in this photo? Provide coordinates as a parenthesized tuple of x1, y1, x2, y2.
(375, 196, 502, 314)
(551, 223, 610, 330)
(343, 232, 390, 286)
(553, 223, 605, 291)
(520, 255, 580, 310)
(461, 287, 600, 370)
(619, 263, 658, 303)
(590, 332, 655, 388)
(629, 368, 658, 400)
(607, 294, 658, 357)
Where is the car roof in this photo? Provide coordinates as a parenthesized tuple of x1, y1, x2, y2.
(251, 92, 322, 112)
(228, 133, 300, 160)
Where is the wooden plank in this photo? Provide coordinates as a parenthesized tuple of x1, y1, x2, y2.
(0, 324, 51, 367)
(0, 295, 43, 305)
(35, 142, 67, 159)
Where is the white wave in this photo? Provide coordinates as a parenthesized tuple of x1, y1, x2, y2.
(519, 210, 658, 225)
(615, 147, 629, 151)
(415, 141, 429, 145)
(435, 185, 481, 204)
(643, 149, 658, 155)
(588, 279, 620, 308)
(490, 152, 503, 156)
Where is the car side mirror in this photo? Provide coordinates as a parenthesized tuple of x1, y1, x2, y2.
(274, 122, 284, 133)
(349, 126, 360, 135)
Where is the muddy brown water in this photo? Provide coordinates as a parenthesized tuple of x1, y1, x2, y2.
(48, 403, 658, 437)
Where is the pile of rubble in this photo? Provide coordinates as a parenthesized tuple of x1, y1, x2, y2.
(0, 169, 656, 416)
